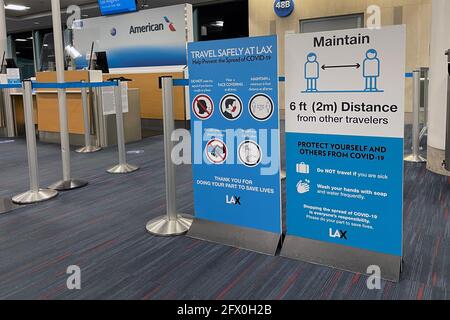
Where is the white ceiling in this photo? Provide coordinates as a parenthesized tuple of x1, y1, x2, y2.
(5, 0, 233, 33)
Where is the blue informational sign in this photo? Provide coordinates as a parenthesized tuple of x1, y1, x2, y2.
(188, 36, 282, 234)
(274, 0, 295, 18)
(98, 0, 137, 16)
(284, 26, 405, 258)
(285, 134, 403, 255)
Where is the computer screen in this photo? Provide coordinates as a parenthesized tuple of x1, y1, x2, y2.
(95, 52, 110, 74)
(98, 0, 138, 16)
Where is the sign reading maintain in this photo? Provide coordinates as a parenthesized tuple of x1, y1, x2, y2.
(283, 26, 405, 281)
(187, 36, 282, 255)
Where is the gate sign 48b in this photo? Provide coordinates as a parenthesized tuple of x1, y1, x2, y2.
(274, 0, 295, 18)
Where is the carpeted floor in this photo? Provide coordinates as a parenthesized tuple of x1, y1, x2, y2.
(0, 127, 448, 300)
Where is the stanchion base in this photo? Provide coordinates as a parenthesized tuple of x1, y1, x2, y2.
(404, 154, 427, 163)
(280, 170, 286, 181)
(48, 179, 88, 191)
(146, 214, 193, 236)
(12, 189, 58, 205)
(75, 146, 102, 153)
(0, 198, 19, 214)
(107, 163, 139, 174)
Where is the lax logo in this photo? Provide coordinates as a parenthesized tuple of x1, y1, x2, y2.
(329, 228, 348, 240)
(226, 195, 241, 206)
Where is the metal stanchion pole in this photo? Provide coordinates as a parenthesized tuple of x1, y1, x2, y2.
(405, 69, 426, 163)
(419, 67, 429, 145)
(3, 88, 15, 137)
(107, 80, 139, 173)
(91, 87, 104, 148)
(12, 81, 58, 204)
(146, 77, 193, 236)
(76, 83, 101, 153)
(48, 0, 88, 191)
(444, 50, 450, 171)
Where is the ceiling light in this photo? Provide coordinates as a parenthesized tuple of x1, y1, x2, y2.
(4, 4, 30, 11)
(15, 38, 27, 42)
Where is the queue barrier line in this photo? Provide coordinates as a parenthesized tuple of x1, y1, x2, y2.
(173, 74, 412, 86)
(31, 81, 119, 90)
(0, 83, 23, 90)
(106, 79, 140, 174)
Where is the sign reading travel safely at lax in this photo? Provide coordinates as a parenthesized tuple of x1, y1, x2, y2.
(284, 26, 405, 258)
(188, 36, 282, 245)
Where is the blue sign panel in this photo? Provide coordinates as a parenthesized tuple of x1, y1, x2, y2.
(285, 133, 403, 255)
(284, 26, 405, 257)
(98, 0, 137, 16)
(188, 36, 282, 234)
(274, 0, 295, 18)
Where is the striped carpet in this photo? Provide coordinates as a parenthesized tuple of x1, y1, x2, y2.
(0, 127, 448, 300)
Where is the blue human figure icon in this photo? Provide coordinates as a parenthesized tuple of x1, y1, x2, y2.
(305, 53, 320, 92)
(363, 49, 381, 92)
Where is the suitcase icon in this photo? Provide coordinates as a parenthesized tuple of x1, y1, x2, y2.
(296, 162, 309, 174)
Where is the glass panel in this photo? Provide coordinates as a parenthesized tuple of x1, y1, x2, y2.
(300, 14, 364, 34)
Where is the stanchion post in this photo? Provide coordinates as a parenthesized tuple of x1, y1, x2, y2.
(3, 87, 15, 137)
(405, 69, 426, 163)
(107, 80, 139, 174)
(12, 80, 58, 204)
(445, 50, 450, 171)
(146, 77, 193, 236)
(76, 82, 101, 153)
(48, 0, 88, 191)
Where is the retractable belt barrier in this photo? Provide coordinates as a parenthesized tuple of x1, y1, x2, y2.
(146, 77, 193, 236)
(404, 69, 427, 163)
(106, 78, 140, 174)
(12, 81, 58, 204)
(75, 82, 103, 154)
(31, 81, 119, 89)
(0, 83, 22, 89)
(11, 79, 124, 205)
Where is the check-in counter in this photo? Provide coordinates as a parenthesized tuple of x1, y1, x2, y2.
(2, 67, 188, 141)
(35, 70, 142, 146)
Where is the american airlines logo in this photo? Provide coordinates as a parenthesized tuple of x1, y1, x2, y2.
(128, 16, 176, 35)
(164, 16, 177, 32)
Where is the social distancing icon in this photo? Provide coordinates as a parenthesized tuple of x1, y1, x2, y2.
(193, 94, 214, 120)
(249, 94, 274, 121)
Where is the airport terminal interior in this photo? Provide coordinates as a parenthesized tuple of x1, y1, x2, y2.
(0, 0, 449, 302)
